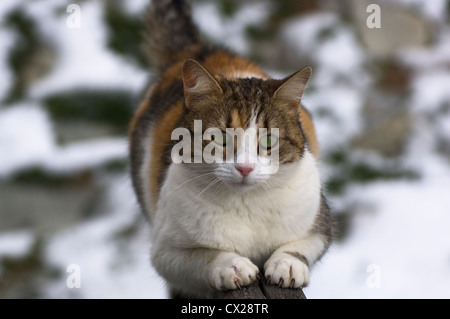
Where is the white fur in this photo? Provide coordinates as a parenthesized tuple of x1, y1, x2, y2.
(150, 149, 324, 297)
(235, 117, 258, 166)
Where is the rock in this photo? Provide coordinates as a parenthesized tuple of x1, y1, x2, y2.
(349, 0, 433, 58)
(351, 90, 412, 157)
(0, 169, 102, 234)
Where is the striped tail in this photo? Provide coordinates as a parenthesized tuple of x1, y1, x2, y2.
(144, 0, 204, 75)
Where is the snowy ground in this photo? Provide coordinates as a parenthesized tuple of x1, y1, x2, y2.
(1, 0, 449, 299)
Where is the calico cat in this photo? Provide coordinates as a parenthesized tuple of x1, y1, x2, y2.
(129, 0, 333, 298)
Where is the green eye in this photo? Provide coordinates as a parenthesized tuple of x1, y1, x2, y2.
(212, 131, 231, 147)
(259, 134, 278, 150)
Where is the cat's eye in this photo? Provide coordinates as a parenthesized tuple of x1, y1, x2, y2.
(212, 131, 232, 147)
(259, 134, 278, 150)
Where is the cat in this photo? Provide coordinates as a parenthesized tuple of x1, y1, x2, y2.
(129, 0, 333, 298)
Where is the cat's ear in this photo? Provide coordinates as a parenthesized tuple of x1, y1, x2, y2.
(273, 66, 312, 104)
(182, 59, 223, 109)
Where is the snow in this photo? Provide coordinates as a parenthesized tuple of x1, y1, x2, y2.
(284, 14, 368, 150)
(0, 230, 35, 278)
(308, 167, 450, 298)
(285, 2, 450, 298)
(316, 28, 365, 75)
(41, 138, 127, 174)
(0, 104, 55, 177)
(0, 0, 21, 18)
(282, 13, 339, 58)
(393, 0, 448, 22)
(43, 175, 167, 299)
(193, 1, 271, 54)
(411, 70, 450, 113)
(26, 0, 147, 99)
(122, 0, 150, 15)
(0, 230, 34, 258)
(0, 104, 127, 177)
(305, 86, 364, 149)
(308, 108, 450, 299)
(401, 31, 450, 69)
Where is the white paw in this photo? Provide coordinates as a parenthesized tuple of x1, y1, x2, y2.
(208, 255, 259, 291)
(264, 255, 309, 288)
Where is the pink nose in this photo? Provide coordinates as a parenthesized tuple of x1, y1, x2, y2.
(236, 164, 254, 177)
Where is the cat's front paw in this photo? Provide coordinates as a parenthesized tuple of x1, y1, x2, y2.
(264, 255, 309, 288)
(208, 255, 259, 291)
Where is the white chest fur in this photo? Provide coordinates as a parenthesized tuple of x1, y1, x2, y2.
(153, 151, 321, 267)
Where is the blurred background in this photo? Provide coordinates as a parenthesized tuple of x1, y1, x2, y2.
(1, 0, 449, 299)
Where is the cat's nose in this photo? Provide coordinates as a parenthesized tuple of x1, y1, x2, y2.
(236, 164, 254, 177)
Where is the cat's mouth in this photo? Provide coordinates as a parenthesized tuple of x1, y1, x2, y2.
(236, 178, 250, 185)
(228, 176, 258, 191)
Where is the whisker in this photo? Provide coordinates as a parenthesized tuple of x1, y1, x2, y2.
(197, 177, 221, 197)
(260, 182, 272, 197)
(213, 180, 228, 198)
(164, 171, 217, 198)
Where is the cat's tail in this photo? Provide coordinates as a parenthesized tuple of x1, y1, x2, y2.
(144, 0, 205, 75)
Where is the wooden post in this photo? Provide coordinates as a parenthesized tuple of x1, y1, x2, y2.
(214, 277, 307, 299)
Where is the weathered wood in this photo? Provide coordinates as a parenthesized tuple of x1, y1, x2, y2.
(214, 277, 306, 299)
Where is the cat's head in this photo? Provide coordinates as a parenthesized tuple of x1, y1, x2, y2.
(172, 59, 313, 194)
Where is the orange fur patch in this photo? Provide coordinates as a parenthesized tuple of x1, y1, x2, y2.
(300, 107, 319, 158)
(149, 101, 184, 207)
(129, 85, 155, 142)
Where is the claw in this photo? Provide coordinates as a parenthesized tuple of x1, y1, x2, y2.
(234, 278, 241, 289)
(278, 278, 284, 287)
(290, 278, 295, 288)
